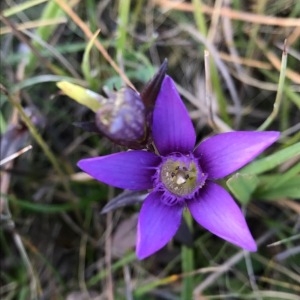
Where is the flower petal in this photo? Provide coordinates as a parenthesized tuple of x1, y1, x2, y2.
(194, 131, 280, 179)
(188, 182, 257, 251)
(136, 191, 183, 259)
(77, 151, 160, 190)
(152, 75, 196, 155)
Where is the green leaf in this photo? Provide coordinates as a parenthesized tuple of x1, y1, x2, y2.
(226, 173, 259, 204)
(256, 175, 300, 200)
(241, 142, 300, 175)
(6, 195, 74, 213)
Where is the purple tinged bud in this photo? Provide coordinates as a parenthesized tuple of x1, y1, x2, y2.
(75, 60, 168, 149)
(93, 60, 168, 149)
(1, 106, 45, 159)
(73, 59, 168, 150)
(95, 87, 147, 148)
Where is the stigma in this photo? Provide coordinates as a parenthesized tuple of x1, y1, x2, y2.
(159, 154, 207, 197)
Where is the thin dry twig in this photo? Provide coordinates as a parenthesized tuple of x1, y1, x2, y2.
(221, 0, 246, 79)
(219, 52, 272, 69)
(204, 50, 218, 131)
(0, 17, 67, 35)
(275, 246, 300, 262)
(287, 26, 300, 45)
(153, 0, 300, 27)
(206, 0, 223, 43)
(0, 145, 32, 166)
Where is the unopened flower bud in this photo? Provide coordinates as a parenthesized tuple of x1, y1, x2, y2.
(74, 60, 168, 149)
(95, 88, 147, 148)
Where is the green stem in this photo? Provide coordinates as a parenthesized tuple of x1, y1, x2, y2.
(258, 43, 287, 131)
(181, 211, 194, 300)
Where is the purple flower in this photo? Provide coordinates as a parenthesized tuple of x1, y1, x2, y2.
(78, 75, 280, 259)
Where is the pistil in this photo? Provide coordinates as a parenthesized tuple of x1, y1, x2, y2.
(160, 155, 206, 197)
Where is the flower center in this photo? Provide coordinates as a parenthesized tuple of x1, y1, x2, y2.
(159, 155, 206, 198)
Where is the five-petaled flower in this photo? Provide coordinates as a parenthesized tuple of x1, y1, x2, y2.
(78, 75, 280, 259)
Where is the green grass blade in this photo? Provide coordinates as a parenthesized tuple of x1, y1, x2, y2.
(116, 0, 131, 58)
(241, 142, 300, 175)
(2, 0, 47, 17)
(81, 29, 101, 89)
(258, 44, 287, 131)
(6, 195, 74, 213)
(181, 211, 194, 300)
